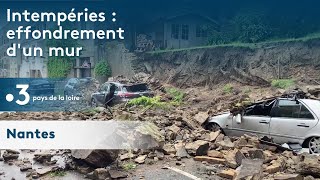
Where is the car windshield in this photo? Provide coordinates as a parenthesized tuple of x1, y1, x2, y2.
(124, 84, 148, 92)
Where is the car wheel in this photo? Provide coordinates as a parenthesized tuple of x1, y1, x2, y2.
(308, 137, 320, 154)
(205, 123, 221, 132)
(91, 98, 97, 107)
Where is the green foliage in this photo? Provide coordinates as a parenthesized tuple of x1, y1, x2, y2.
(208, 11, 271, 44)
(128, 88, 185, 109)
(271, 79, 295, 89)
(46, 23, 79, 78)
(223, 84, 234, 93)
(128, 96, 169, 109)
(94, 61, 112, 77)
(122, 162, 136, 171)
(232, 12, 271, 43)
(47, 59, 72, 78)
(148, 32, 320, 54)
(165, 88, 185, 103)
(208, 23, 234, 45)
(50, 171, 66, 177)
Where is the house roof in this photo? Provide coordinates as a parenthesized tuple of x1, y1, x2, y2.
(165, 13, 219, 27)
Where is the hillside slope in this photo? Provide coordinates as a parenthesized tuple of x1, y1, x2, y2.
(132, 39, 320, 88)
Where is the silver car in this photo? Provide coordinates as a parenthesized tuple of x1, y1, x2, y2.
(206, 98, 320, 154)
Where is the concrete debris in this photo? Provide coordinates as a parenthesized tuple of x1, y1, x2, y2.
(175, 143, 189, 158)
(194, 112, 209, 125)
(109, 169, 128, 179)
(34, 152, 53, 164)
(133, 122, 165, 149)
(217, 137, 235, 150)
(3, 75, 320, 179)
(19, 163, 32, 172)
(35, 166, 56, 176)
(119, 153, 136, 161)
(88, 168, 110, 180)
(274, 174, 303, 180)
(71, 150, 119, 168)
(207, 150, 224, 158)
(194, 156, 226, 164)
(265, 162, 282, 174)
(296, 154, 320, 177)
(185, 140, 209, 156)
(235, 159, 263, 180)
(2, 150, 19, 161)
(224, 149, 245, 169)
(163, 144, 176, 155)
(209, 130, 221, 142)
(217, 169, 237, 179)
(134, 155, 147, 164)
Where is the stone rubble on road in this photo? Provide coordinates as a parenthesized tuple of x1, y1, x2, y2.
(2, 75, 320, 179)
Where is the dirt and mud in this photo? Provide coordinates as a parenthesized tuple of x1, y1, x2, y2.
(132, 39, 320, 88)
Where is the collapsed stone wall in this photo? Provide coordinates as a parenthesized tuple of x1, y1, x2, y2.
(131, 39, 320, 88)
(98, 42, 136, 78)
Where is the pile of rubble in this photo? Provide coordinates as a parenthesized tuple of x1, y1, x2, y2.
(2, 77, 320, 179)
(165, 131, 320, 179)
(113, 115, 320, 179)
(0, 149, 68, 179)
(134, 34, 156, 52)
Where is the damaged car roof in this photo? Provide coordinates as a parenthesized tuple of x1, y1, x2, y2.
(299, 99, 320, 119)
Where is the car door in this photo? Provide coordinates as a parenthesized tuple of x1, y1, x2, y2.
(269, 99, 318, 144)
(104, 83, 117, 105)
(96, 83, 109, 105)
(231, 115, 271, 138)
(110, 84, 121, 104)
(230, 102, 272, 138)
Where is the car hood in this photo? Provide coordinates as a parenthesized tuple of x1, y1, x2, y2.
(207, 112, 231, 127)
(211, 112, 231, 119)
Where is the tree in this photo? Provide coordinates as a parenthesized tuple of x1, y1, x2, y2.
(94, 61, 111, 77)
(232, 12, 271, 43)
(46, 23, 80, 78)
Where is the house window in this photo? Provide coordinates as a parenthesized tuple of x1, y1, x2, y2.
(181, 25, 189, 40)
(171, 24, 179, 39)
(196, 25, 208, 38)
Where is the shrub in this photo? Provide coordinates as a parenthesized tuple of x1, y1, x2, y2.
(48, 59, 72, 78)
(271, 79, 295, 89)
(232, 12, 271, 43)
(223, 84, 234, 93)
(94, 61, 111, 77)
(122, 162, 136, 171)
(165, 88, 185, 103)
(128, 96, 169, 109)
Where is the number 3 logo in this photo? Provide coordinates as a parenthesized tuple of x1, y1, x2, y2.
(16, 84, 30, 106)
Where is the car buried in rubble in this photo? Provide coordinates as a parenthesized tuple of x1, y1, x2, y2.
(205, 95, 320, 154)
(90, 82, 153, 107)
